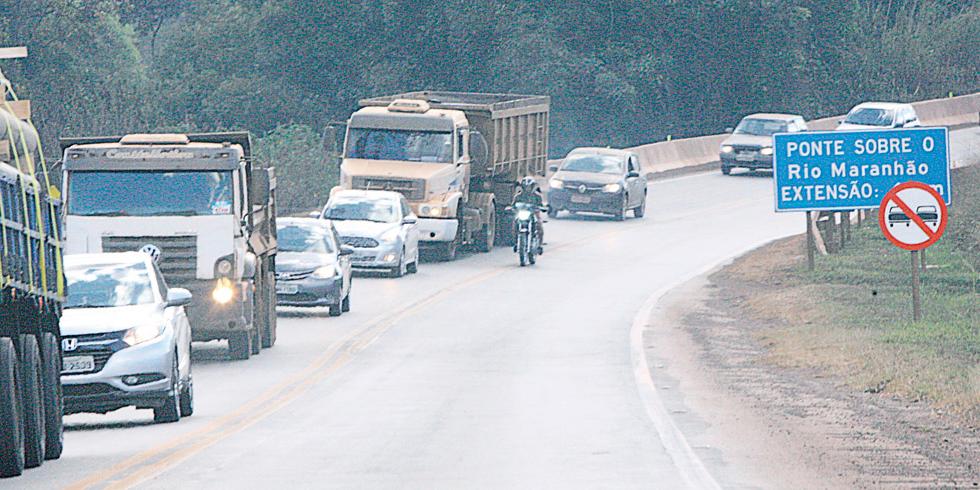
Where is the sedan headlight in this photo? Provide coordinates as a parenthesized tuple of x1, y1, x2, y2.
(549, 179, 563, 189)
(760, 147, 774, 155)
(721, 145, 734, 153)
(123, 323, 164, 347)
(603, 183, 622, 193)
(313, 266, 337, 279)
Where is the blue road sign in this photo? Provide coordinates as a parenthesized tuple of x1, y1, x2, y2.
(773, 127, 950, 212)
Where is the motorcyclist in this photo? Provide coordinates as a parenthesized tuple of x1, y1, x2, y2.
(513, 176, 545, 254)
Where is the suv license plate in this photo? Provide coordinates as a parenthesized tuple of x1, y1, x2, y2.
(736, 153, 754, 161)
(276, 284, 299, 294)
(63, 356, 96, 374)
(571, 195, 591, 204)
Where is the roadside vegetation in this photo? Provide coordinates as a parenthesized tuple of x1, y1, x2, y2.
(726, 166, 980, 423)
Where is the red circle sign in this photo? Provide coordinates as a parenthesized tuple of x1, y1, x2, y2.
(878, 181, 948, 251)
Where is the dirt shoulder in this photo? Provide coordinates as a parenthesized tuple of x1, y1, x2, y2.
(645, 233, 979, 488)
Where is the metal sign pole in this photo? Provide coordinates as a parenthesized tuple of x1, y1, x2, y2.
(911, 250, 922, 322)
(806, 211, 815, 271)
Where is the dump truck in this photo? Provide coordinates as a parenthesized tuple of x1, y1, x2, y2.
(60, 132, 278, 360)
(338, 91, 550, 260)
(0, 47, 66, 477)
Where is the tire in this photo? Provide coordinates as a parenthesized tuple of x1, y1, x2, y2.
(0, 338, 25, 478)
(18, 335, 45, 468)
(341, 293, 351, 313)
(518, 232, 528, 267)
(633, 193, 646, 218)
(475, 207, 495, 253)
(437, 239, 457, 262)
(389, 252, 405, 278)
(721, 165, 732, 175)
(407, 259, 418, 274)
(615, 197, 628, 221)
(153, 355, 180, 424)
(328, 301, 342, 317)
(39, 333, 63, 460)
(261, 267, 277, 349)
(228, 331, 252, 361)
(179, 376, 194, 418)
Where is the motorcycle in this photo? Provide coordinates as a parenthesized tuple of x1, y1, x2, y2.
(511, 202, 543, 267)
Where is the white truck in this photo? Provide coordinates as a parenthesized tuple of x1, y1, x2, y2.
(60, 132, 278, 360)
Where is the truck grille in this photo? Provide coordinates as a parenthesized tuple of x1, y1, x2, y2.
(102, 235, 197, 286)
(351, 177, 425, 200)
(341, 236, 379, 248)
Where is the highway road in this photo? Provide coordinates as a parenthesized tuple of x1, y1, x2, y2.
(6, 170, 805, 489)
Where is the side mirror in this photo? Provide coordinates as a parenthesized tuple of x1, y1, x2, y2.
(339, 246, 355, 256)
(627, 171, 640, 179)
(251, 168, 271, 201)
(166, 288, 193, 307)
(724, 127, 734, 133)
(548, 164, 559, 173)
(402, 216, 418, 225)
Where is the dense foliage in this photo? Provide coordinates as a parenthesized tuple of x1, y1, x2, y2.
(1, 0, 977, 211)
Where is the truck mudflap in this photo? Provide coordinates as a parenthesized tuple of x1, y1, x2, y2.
(181, 280, 254, 342)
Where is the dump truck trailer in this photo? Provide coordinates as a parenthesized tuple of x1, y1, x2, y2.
(339, 91, 550, 260)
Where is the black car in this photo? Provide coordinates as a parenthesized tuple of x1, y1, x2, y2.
(275, 218, 354, 316)
(547, 148, 647, 220)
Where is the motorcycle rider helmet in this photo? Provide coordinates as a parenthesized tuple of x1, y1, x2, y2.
(519, 176, 538, 192)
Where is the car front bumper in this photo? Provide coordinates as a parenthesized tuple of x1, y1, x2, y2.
(548, 189, 625, 214)
(721, 152, 773, 170)
(276, 275, 344, 307)
(349, 243, 402, 270)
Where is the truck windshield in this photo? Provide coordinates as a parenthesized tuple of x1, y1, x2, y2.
(68, 171, 234, 217)
(346, 128, 453, 163)
(65, 261, 155, 308)
(734, 119, 788, 136)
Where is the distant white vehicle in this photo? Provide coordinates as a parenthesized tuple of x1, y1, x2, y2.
(837, 102, 920, 130)
(318, 190, 420, 278)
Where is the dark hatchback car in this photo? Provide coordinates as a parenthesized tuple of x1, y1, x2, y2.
(547, 148, 647, 220)
(275, 218, 353, 316)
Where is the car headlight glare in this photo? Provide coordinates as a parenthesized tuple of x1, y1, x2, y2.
(313, 266, 336, 279)
(123, 323, 164, 347)
(603, 183, 622, 193)
(721, 145, 734, 153)
(760, 147, 774, 155)
(211, 278, 235, 304)
(549, 179, 563, 189)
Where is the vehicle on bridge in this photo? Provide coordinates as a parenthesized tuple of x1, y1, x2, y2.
(720, 113, 807, 175)
(61, 253, 194, 423)
(547, 148, 647, 220)
(837, 102, 920, 130)
(319, 190, 420, 278)
(338, 91, 550, 260)
(0, 49, 66, 478)
(275, 218, 353, 316)
(60, 132, 278, 360)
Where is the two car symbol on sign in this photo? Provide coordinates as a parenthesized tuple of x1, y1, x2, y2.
(887, 205, 939, 228)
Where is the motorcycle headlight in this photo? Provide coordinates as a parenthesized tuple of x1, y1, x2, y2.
(516, 209, 533, 220)
(721, 145, 734, 154)
(760, 147, 774, 155)
(603, 183, 622, 193)
(549, 179, 563, 189)
(211, 278, 235, 304)
(123, 323, 164, 347)
(313, 266, 337, 279)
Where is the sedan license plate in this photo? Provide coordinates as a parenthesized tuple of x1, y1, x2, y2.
(736, 153, 755, 162)
(276, 283, 299, 295)
(62, 356, 95, 374)
(570, 195, 591, 204)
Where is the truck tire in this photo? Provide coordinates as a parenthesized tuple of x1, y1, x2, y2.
(228, 331, 252, 361)
(436, 240, 457, 262)
(39, 333, 63, 460)
(0, 338, 25, 478)
(250, 323, 262, 356)
(17, 335, 45, 468)
(475, 207, 495, 253)
(261, 268, 277, 349)
(153, 354, 180, 424)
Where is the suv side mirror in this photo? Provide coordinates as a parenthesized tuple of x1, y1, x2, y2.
(166, 288, 193, 307)
(339, 246, 355, 256)
(724, 127, 734, 133)
(627, 171, 640, 179)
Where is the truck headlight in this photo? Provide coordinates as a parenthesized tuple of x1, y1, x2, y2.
(123, 324, 164, 347)
(603, 183, 622, 193)
(721, 145, 734, 153)
(313, 266, 336, 279)
(760, 147, 774, 155)
(420, 205, 447, 217)
(549, 179, 563, 189)
(215, 257, 233, 276)
(211, 278, 235, 304)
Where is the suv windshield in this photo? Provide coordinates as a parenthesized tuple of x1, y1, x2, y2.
(346, 128, 453, 163)
(324, 199, 398, 223)
(68, 171, 234, 217)
(734, 118, 789, 136)
(561, 154, 624, 174)
(277, 224, 336, 253)
(65, 261, 155, 308)
(844, 108, 894, 126)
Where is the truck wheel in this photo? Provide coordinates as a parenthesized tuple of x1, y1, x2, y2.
(153, 355, 181, 423)
(475, 207, 495, 253)
(39, 333, 63, 460)
(250, 324, 262, 356)
(18, 335, 45, 468)
(0, 338, 25, 477)
(262, 269, 277, 349)
(228, 331, 252, 361)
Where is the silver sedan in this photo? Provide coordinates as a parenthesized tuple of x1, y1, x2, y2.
(320, 190, 420, 278)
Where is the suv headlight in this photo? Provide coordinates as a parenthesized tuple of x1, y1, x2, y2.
(603, 183, 622, 193)
(549, 179, 563, 189)
(123, 324, 164, 347)
(313, 266, 337, 279)
(721, 145, 734, 153)
(760, 147, 774, 155)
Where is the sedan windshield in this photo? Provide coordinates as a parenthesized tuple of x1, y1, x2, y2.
(277, 224, 336, 253)
(844, 108, 894, 126)
(65, 262, 155, 308)
(324, 199, 398, 223)
(346, 128, 453, 163)
(734, 118, 788, 136)
(69, 171, 234, 217)
(561, 154, 624, 174)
